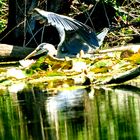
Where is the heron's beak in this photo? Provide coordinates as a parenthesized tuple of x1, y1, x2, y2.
(24, 49, 48, 60)
(24, 50, 37, 60)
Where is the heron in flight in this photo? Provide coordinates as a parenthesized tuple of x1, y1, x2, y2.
(25, 8, 109, 59)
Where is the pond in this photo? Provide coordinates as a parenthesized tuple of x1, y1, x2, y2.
(0, 83, 140, 140)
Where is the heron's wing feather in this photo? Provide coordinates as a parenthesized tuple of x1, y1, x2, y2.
(32, 8, 100, 48)
(79, 30, 99, 48)
(48, 13, 76, 30)
(33, 8, 92, 31)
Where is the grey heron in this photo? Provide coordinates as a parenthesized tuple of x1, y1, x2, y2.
(25, 8, 109, 59)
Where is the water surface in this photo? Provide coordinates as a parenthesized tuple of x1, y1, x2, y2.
(0, 84, 140, 140)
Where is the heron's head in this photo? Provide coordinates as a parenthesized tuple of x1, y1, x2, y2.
(25, 43, 57, 59)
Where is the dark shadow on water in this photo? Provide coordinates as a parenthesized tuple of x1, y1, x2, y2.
(113, 84, 140, 94)
(0, 85, 140, 140)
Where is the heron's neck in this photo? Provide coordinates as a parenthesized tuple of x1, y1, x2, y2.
(56, 26, 66, 52)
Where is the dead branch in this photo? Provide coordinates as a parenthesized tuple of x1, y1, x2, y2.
(103, 65, 140, 84)
(0, 44, 34, 60)
(97, 44, 140, 54)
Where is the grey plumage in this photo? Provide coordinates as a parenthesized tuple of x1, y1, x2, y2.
(27, 8, 109, 58)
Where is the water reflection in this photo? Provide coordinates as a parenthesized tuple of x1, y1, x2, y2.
(0, 85, 140, 139)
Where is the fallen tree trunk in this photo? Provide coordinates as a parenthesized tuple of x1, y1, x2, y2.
(0, 44, 34, 61)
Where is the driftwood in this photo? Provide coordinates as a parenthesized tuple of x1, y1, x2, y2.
(103, 66, 140, 84)
(98, 44, 140, 54)
(0, 44, 34, 60)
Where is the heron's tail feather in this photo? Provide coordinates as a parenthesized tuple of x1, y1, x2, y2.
(97, 28, 109, 46)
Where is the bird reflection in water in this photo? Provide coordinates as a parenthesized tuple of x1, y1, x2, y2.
(46, 88, 87, 122)
(17, 86, 91, 140)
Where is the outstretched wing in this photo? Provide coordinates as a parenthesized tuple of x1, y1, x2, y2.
(32, 8, 93, 32)
(31, 8, 99, 48)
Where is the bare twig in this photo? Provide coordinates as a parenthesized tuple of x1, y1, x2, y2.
(90, 44, 140, 54)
